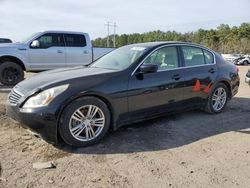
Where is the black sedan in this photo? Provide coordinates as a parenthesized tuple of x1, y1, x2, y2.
(6, 42, 240, 147)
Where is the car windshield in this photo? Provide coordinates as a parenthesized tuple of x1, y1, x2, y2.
(20, 32, 41, 43)
(90, 45, 147, 70)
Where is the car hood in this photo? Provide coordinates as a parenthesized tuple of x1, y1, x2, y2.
(14, 66, 116, 94)
(0, 43, 25, 49)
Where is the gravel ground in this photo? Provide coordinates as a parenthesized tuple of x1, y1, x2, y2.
(0, 66, 249, 188)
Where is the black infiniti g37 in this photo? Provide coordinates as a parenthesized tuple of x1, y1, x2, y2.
(6, 42, 240, 147)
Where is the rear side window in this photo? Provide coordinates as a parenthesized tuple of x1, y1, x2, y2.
(203, 50, 214, 64)
(182, 46, 205, 67)
(36, 33, 64, 48)
(182, 46, 215, 67)
(64, 34, 86, 47)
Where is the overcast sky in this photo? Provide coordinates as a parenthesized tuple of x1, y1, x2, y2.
(0, 0, 249, 42)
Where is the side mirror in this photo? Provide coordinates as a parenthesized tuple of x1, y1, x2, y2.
(31, 40, 40, 48)
(139, 63, 158, 73)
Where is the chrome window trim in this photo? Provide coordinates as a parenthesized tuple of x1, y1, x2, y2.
(131, 43, 216, 76)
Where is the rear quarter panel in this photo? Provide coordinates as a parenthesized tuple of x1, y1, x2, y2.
(214, 53, 240, 98)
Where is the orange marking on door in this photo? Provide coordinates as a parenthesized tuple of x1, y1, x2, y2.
(204, 83, 212, 94)
(192, 80, 201, 92)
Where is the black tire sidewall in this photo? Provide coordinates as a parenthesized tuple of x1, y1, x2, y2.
(0, 62, 24, 85)
(59, 97, 111, 147)
(207, 83, 229, 113)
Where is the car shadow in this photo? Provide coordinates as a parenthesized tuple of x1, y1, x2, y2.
(55, 97, 250, 154)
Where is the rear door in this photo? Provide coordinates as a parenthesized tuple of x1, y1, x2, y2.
(180, 45, 217, 105)
(29, 33, 66, 70)
(127, 46, 185, 118)
(64, 34, 92, 66)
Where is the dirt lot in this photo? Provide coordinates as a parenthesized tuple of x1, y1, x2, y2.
(0, 66, 249, 188)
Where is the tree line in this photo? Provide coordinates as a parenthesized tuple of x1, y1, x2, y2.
(92, 23, 250, 54)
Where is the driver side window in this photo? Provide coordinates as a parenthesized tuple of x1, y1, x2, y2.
(144, 46, 179, 71)
(35, 33, 64, 48)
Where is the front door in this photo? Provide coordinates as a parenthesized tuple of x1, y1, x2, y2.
(128, 46, 185, 119)
(29, 33, 66, 70)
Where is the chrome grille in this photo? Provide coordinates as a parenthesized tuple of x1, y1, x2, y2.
(8, 89, 23, 105)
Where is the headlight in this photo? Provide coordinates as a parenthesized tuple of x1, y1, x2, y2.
(23, 84, 69, 108)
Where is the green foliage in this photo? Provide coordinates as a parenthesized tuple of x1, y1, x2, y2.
(92, 23, 250, 54)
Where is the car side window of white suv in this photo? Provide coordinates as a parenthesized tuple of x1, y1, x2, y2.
(36, 33, 64, 49)
(64, 34, 86, 47)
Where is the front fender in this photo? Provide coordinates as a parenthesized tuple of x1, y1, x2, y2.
(55, 91, 117, 132)
(0, 48, 30, 70)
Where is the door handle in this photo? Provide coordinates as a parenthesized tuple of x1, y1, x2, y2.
(208, 68, 216, 73)
(57, 50, 63, 53)
(171, 74, 181, 80)
(83, 50, 89, 54)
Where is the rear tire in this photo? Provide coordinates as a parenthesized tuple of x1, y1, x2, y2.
(204, 83, 229, 114)
(243, 60, 248, 65)
(59, 97, 111, 147)
(0, 62, 24, 85)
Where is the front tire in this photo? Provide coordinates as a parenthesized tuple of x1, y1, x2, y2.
(59, 97, 111, 147)
(204, 83, 228, 114)
(0, 62, 24, 85)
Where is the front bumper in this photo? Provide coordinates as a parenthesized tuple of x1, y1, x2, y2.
(6, 102, 58, 144)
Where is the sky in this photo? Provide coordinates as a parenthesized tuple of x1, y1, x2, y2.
(0, 0, 249, 42)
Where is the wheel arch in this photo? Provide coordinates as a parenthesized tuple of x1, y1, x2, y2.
(243, 59, 250, 64)
(214, 79, 232, 99)
(0, 55, 26, 71)
(56, 92, 116, 138)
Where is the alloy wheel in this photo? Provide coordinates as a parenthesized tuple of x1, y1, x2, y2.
(69, 105, 105, 141)
(212, 87, 227, 111)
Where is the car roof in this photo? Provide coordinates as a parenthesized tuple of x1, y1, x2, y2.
(43, 30, 88, 35)
(129, 41, 202, 47)
(128, 41, 214, 53)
